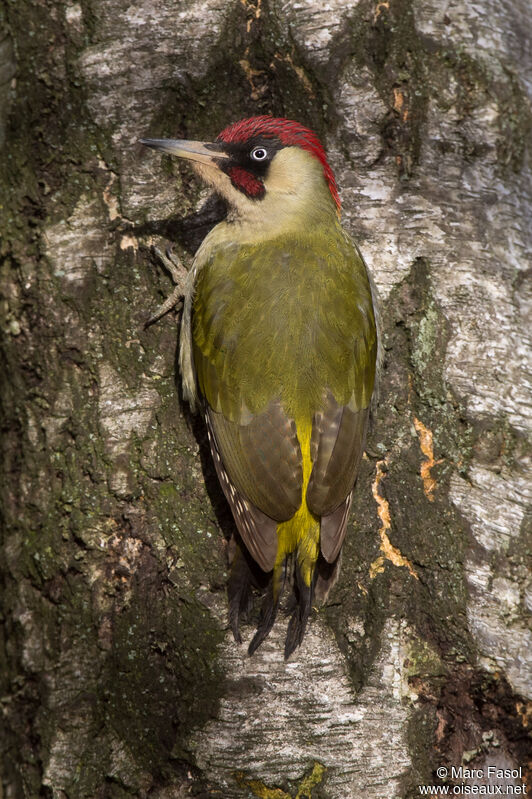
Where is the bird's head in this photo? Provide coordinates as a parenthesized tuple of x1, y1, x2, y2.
(141, 116, 341, 229)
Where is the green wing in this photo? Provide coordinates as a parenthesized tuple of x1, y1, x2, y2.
(191, 227, 377, 568)
(207, 400, 302, 521)
(205, 411, 281, 571)
(308, 392, 370, 562)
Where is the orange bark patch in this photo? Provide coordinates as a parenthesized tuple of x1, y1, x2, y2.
(238, 58, 267, 100)
(371, 458, 419, 579)
(373, 1, 390, 22)
(393, 87, 409, 121)
(413, 417, 443, 501)
(239, 0, 266, 97)
(272, 52, 315, 97)
(516, 700, 532, 728)
(240, 0, 262, 32)
(393, 87, 404, 112)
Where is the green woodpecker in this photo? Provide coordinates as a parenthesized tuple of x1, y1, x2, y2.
(141, 116, 377, 658)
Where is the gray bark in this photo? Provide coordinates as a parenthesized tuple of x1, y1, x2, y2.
(0, 0, 530, 797)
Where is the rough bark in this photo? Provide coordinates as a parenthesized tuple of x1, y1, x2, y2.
(0, 0, 530, 797)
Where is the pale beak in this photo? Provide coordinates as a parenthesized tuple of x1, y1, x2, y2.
(139, 138, 229, 166)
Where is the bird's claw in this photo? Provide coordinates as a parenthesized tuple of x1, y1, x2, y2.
(144, 288, 183, 328)
(144, 245, 188, 328)
(152, 246, 188, 284)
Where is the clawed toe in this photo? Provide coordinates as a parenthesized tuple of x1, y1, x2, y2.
(144, 245, 188, 327)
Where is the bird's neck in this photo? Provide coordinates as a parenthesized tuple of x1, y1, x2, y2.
(225, 184, 340, 243)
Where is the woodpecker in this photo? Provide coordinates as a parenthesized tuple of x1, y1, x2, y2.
(141, 116, 377, 658)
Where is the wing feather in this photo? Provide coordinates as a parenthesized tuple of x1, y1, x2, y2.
(320, 492, 353, 564)
(205, 413, 278, 572)
(207, 400, 302, 522)
(307, 391, 369, 563)
(307, 392, 368, 514)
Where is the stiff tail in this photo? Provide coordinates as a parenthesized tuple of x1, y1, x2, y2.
(248, 554, 291, 655)
(284, 561, 315, 659)
(230, 545, 321, 658)
(228, 539, 267, 643)
(248, 555, 317, 659)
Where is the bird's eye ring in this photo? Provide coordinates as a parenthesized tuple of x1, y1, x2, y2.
(250, 147, 268, 161)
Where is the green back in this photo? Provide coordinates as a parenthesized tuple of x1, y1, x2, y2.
(192, 224, 377, 424)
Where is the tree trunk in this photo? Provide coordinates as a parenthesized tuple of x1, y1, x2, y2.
(1, 0, 530, 797)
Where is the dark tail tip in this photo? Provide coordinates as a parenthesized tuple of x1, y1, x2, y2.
(283, 601, 311, 660)
(283, 563, 314, 659)
(247, 553, 293, 655)
(248, 585, 279, 655)
(228, 542, 258, 644)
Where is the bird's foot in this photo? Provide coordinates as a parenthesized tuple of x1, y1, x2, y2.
(144, 245, 188, 328)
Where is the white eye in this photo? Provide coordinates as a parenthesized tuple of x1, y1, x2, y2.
(250, 147, 268, 161)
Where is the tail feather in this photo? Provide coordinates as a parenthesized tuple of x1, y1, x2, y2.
(247, 585, 279, 655)
(284, 562, 315, 659)
(248, 555, 291, 655)
(228, 539, 265, 643)
(229, 514, 328, 657)
(314, 551, 342, 602)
